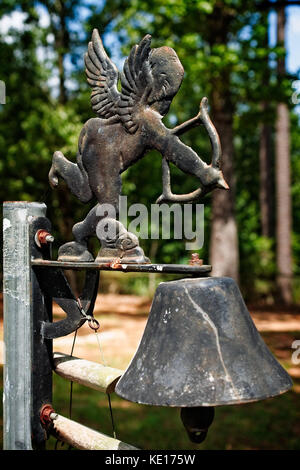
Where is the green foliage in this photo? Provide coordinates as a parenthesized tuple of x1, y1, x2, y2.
(0, 0, 299, 301)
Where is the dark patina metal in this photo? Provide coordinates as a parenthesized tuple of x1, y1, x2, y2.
(48, 29, 228, 264)
(34, 266, 99, 339)
(180, 407, 215, 444)
(32, 258, 211, 275)
(115, 277, 292, 406)
(30, 212, 212, 445)
(27, 30, 292, 449)
(30, 213, 100, 446)
(29, 216, 53, 448)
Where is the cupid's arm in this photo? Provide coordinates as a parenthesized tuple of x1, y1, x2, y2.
(143, 109, 209, 181)
(142, 105, 227, 190)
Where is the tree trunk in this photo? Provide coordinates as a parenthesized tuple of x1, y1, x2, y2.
(259, 107, 273, 238)
(208, 7, 239, 281)
(57, 0, 68, 105)
(259, 14, 273, 238)
(209, 105, 239, 281)
(48, 0, 68, 104)
(275, 6, 293, 304)
(58, 50, 67, 105)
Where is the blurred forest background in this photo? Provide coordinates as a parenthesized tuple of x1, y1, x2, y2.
(1, 0, 300, 452)
(0, 0, 300, 304)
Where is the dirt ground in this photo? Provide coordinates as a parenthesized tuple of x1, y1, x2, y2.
(1, 293, 300, 380)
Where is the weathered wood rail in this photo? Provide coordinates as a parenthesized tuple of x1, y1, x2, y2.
(47, 413, 138, 450)
(53, 352, 123, 394)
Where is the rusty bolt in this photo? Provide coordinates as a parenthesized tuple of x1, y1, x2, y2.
(40, 404, 57, 426)
(35, 229, 54, 248)
(188, 253, 203, 266)
(110, 257, 122, 269)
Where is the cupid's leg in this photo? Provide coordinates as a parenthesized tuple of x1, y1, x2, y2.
(57, 205, 99, 262)
(84, 162, 150, 263)
(56, 155, 122, 262)
(58, 186, 150, 264)
(49, 151, 93, 203)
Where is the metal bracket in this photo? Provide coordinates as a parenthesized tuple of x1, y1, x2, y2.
(28, 213, 100, 448)
(33, 266, 99, 339)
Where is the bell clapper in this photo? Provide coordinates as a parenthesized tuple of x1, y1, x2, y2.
(180, 407, 215, 444)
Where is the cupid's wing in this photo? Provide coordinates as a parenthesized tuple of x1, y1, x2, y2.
(119, 35, 153, 133)
(85, 29, 120, 119)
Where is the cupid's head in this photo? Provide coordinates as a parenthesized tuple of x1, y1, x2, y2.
(148, 46, 184, 115)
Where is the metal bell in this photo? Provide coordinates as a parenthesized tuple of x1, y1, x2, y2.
(115, 277, 292, 440)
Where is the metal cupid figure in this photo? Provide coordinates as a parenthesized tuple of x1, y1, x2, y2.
(49, 29, 228, 263)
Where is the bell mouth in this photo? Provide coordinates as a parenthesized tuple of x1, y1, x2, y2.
(115, 277, 293, 408)
(115, 386, 293, 408)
